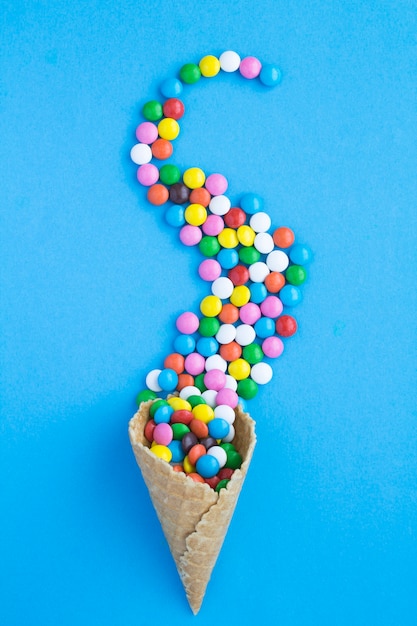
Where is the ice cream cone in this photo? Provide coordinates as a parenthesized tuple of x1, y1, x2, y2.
(128, 400, 256, 614)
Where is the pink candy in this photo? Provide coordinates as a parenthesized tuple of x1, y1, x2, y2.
(137, 163, 159, 186)
(239, 56, 262, 79)
(176, 311, 199, 334)
(180, 225, 202, 246)
(202, 214, 224, 236)
(215, 388, 238, 408)
(198, 259, 222, 281)
(136, 121, 158, 144)
(205, 173, 228, 196)
(260, 295, 283, 318)
(184, 352, 205, 375)
(262, 336, 284, 358)
(204, 368, 227, 391)
(153, 422, 173, 446)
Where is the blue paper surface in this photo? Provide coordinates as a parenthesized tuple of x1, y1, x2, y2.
(1, 1, 417, 624)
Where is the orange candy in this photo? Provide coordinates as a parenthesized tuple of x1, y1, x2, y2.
(176, 373, 194, 391)
(220, 341, 242, 362)
(189, 418, 209, 439)
(151, 138, 173, 160)
(264, 271, 286, 293)
(273, 226, 295, 248)
(164, 352, 185, 374)
(172, 464, 184, 473)
(188, 444, 206, 466)
(189, 187, 211, 207)
(188, 472, 205, 483)
(219, 303, 239, 324)
(147, 183, 169, 205)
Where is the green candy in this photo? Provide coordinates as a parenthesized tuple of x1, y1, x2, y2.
(242, 343, 264, 365)
(187, 394, 206, 408)
(237, 378, 259, 400)
(149, 398, 168, 418)
(285, 264, 307, 286)
(171, 423, 190, 440)
(199, 316, 220, 337)
(199, 235, 221, 257)
(194, 373, 207, 392)
(215, 478, 230, 492)
(239, 246, 261, 265)
(159, 164, 181, 185)
(142, 100, 163, 121)
(224, 449, 243, 470)
(220, 442, 236, 452)
(179, 63, 201, 84)
(136, 389, 157, 406)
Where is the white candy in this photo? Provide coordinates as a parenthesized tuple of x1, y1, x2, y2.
(201, 389, 218, 407)
(248, 261, 270, 283)
(250, 362, 273, 384)
(179, 385, 201, 399)
(254, 232, 274, 254)
(214, 404, 236, 424)
(249, 211, 271, 233)
(205, 354, 227, 372)
(130, 143, 152, 165)
(222, 423, 235, 443)
(219, 50, 241, 72)
(223, 374, 238, 391)
(235, 324, 256, 346)
(145, 368, 162, 392)
(211, 276, 234, 299)
(266, 250, 289, 272)
(207, 445, 227, 468)
(209, 195, 231, 216)
(215, 323, 237, 344)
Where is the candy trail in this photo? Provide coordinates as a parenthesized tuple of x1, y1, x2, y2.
(131, 51, 312, 489)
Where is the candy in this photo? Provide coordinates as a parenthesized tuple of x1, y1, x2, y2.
(136, 121, 158, 144)
(130, 143, 152, 165)
(259, 63, 282, 87)
(239, 56, 262, 79)
(183, 167, 205, 188)
(132, 53, 311, 488)
(219, 50, 241, 72)
(196, 454, 220, 478)
(199, 55, 221, 77)
(179, 63, 201, 84)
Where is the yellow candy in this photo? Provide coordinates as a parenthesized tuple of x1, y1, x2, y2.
(192, 403, 214, 423)
(183, 167, 206, 189)
(200, 295, 222, 317)
(150, 444, 172, 462)
(157, 117, 180, 140)
(237, 225, 256, 246)
(228, 358, 251, 380)
(199, 55, 221, 77)
(230, 285, 251, 307)
(184, 203, 207, 226)
(167, 397, 192, 411)
(183, 455, 195, 474)
(217, 227, 239, 249)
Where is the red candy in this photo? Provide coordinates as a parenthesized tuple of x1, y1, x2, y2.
(228, 265, 250, 286)
(275, 314, 298, 337)
(204, 475, 221, 489)
(218, 468, 234, 480)
(224, 207, 246, 228)
(162, 98, 185, 120)
(144, 419, 156, 442)
(171, 409, 194, 425)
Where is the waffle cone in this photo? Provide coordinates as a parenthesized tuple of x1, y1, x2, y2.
(128, 400, 256, 614)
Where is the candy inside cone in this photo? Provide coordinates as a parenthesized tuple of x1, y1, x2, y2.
(128, 400, 256, 614)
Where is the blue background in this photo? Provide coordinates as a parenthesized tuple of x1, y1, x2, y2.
(1, 1, 417, 624)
